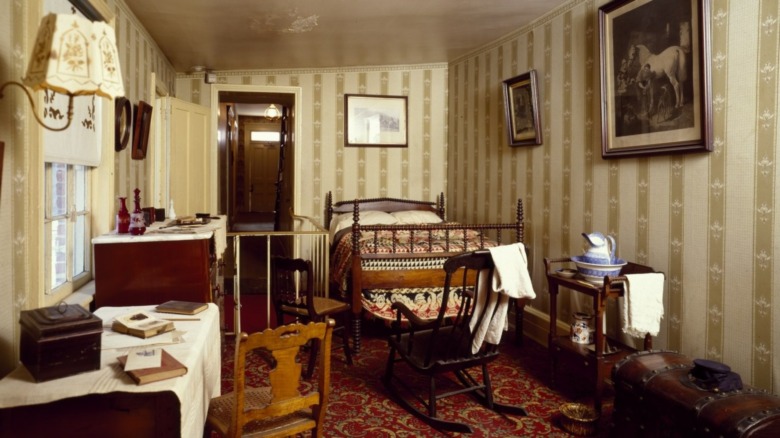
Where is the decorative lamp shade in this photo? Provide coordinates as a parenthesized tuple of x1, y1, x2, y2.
(23, 13, 124, 99)
(92, 20, 124, 98)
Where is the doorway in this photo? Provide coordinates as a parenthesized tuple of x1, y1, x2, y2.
(216, 90, 296, 232)
(211, 85, 301, 307)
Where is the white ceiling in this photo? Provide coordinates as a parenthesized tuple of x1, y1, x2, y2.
(123, 0, 568, 72)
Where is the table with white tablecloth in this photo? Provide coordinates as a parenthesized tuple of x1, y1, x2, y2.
(0, 304, 221, 438)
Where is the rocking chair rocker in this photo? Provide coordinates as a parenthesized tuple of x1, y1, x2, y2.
(382, 250, 529, 433)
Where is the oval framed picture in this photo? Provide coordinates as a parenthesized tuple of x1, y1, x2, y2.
(115, 97, 131, 152)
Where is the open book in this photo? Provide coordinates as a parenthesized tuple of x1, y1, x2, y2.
(117, 349, 187, 385)
(112, 311, 174, 339)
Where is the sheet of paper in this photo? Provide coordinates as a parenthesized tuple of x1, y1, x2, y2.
(124, 347, 163, 370)
(102, 329, 187, 350)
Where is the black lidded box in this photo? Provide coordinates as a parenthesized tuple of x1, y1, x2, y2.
(19, 304, 103, 382)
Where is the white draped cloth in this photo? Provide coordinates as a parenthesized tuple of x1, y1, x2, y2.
(469, 243, 536, 352)
(0, 304, 221, 438)
(622, 273, 665, 338)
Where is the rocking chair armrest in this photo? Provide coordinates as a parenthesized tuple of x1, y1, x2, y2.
(390, 302, 436, 330)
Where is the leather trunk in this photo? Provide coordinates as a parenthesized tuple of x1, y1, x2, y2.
(19, 304, 102, 382)
(611, 350, 780, 438)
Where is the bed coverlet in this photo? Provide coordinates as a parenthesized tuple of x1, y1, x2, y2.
(331, 227, 500, 321)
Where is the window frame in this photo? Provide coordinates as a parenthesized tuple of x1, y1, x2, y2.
(44, 162, 93, 299)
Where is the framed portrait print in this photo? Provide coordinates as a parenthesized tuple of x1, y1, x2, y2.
(599, 0, 712, 158)
(131, 101, 153, 160)
(344, 94, 408, 147)
(502, 70, 543, 147)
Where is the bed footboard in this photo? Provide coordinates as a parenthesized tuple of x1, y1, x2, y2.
(327, 193, 526, 352)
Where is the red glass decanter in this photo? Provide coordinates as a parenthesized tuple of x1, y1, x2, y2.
(129, 188, 146, 235)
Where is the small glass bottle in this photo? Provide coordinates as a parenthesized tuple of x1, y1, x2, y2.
(116, 197, 130, 234)
(129, 188, 146, 235)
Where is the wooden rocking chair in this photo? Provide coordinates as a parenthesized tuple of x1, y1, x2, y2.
(382, 250, 529, 433)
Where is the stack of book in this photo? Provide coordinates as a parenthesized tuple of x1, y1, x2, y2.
(117, 348, 187, 385)
(154, 300, 208, 316)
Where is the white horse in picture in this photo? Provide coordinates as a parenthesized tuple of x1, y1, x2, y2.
(629, 44, 688, 115)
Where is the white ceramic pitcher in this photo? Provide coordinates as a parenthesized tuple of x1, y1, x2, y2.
(581, 232, 616, 264)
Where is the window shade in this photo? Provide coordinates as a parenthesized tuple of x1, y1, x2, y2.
(43, 92, 103, 166)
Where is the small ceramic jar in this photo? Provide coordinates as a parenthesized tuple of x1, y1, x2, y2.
(571, 312, 593, 344)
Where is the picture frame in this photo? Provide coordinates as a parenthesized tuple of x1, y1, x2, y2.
(599, 0, 712, 158)
(114, 97, 131, 151)
(131, 101, 153, 160)
(344, 94, 408, 147)
(502, 70, 543, 147)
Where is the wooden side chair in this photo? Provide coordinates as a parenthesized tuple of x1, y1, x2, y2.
(271, 256, 353, 379)
(383, 250, 528, 433)
(205, 320, 334, 438)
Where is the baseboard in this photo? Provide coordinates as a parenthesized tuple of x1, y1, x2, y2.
(513, 306, 569, 348)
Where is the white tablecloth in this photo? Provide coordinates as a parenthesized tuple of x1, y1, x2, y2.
(0, 304, 222, 438)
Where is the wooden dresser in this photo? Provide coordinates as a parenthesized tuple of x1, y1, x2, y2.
(93, 217, 226, 308)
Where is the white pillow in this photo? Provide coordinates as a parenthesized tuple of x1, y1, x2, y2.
(330, 210, 399, 239)
(390, 210, 443, 224)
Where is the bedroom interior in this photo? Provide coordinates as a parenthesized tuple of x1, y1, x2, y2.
(1, 0, 780, 436)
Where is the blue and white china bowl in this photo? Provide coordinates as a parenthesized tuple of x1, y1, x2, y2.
(571, 255, 627, 283)
(580, 254, 614, 264)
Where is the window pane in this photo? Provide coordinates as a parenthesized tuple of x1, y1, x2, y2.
(250, 131, 280, 142)
(51, 218, 67, 288)
(51, 163, 67, 217)
(73, 214, 85, 277)
(74, 165, 86, 211)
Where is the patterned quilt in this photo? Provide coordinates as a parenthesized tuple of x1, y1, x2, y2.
(331, 227, 500, 321)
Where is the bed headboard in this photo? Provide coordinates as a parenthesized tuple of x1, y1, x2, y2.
(325, 191, 445, 225)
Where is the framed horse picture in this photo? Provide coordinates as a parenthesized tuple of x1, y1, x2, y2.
(598, 0, 712, 158)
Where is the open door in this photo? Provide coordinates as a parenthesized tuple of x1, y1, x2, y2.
(166, 97, 211, 217)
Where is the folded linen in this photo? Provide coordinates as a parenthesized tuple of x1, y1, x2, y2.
(622, 273, 665, 338)
(488, 242, 536, 300)
(469, 243, 536, 352)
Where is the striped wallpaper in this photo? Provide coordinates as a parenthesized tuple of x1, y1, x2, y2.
(174, 66, 449, 226)
(448, 0, 779, 392)
(2, 0, 776, 395)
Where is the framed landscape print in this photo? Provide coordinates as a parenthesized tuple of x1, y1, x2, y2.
(502, 70, 543, 147)
(344, 94, 408, 147)
(599, 0, 712, 158)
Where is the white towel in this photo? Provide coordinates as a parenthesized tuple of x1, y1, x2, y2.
(469, 272, 505, 353)
(489, 243, 536, 300)
(469, 243, 537, 352)
(622, 273, 665, 338)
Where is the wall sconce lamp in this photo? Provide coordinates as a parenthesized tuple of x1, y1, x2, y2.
(0, 13, 124, 132)
(264, 104, 281, 121)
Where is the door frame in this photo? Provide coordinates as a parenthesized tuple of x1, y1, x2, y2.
(209, 84, 302, 219)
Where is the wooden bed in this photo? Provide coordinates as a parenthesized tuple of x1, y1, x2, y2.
(325, 191, 528, 352)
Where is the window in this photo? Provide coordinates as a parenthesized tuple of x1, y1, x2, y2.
(250, 131, 280, 143)
(44, 162, 92, 295)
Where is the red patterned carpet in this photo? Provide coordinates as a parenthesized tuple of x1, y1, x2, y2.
(215, 321, 613, 437)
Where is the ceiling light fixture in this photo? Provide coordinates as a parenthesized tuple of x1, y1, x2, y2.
(0, 13, 124, 132)
(264, 104, 281, 121)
